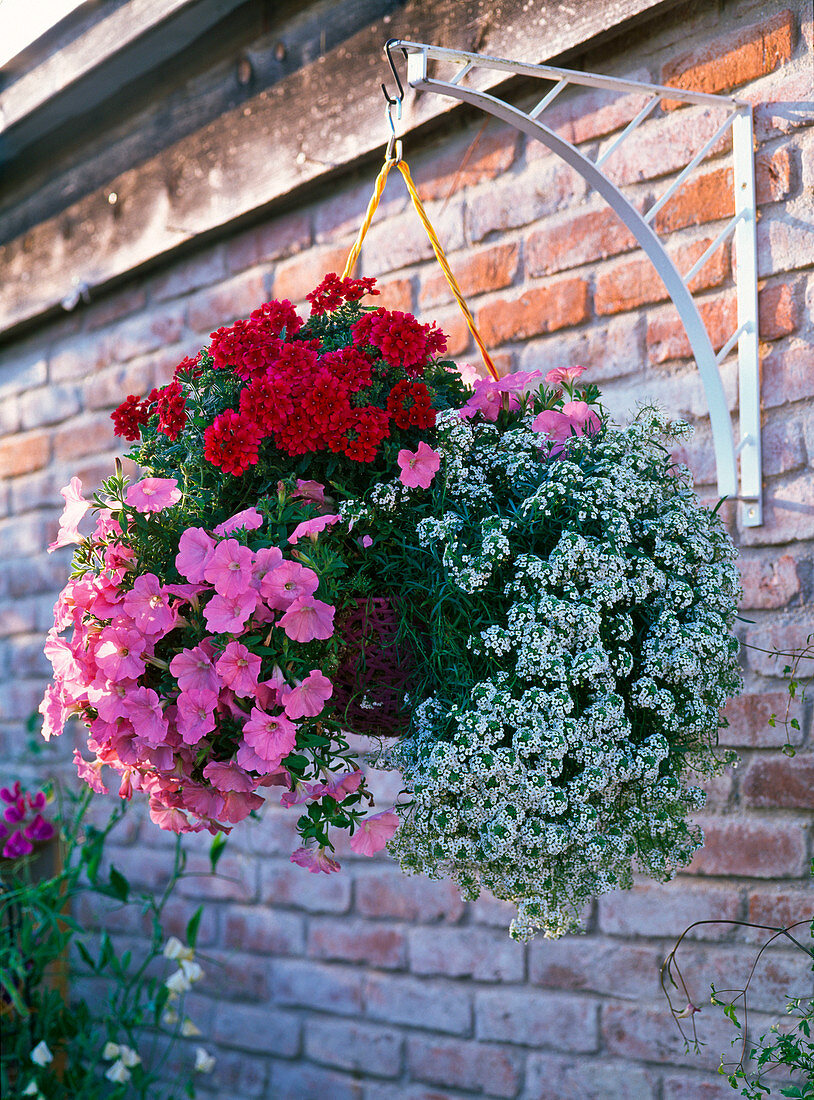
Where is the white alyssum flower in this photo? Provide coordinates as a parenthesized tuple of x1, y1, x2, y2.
(374, 406, 742, 940)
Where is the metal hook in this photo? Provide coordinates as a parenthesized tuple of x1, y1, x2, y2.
(381, 38, 405, 107)
(385, 100, 402, 163)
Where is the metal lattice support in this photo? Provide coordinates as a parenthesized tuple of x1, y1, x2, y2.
(389, 40, 763, 527)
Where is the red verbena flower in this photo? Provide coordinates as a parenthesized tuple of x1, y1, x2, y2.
(111, 394, 151, 441)
(154, 381, 187, 441)
(336, 406, 390, 463)
(173, 354, 202, 381)
(307, 273, 379, 315)
(352, 309, 447, 375)
(319, 347, 373, 393)
(203, 410, 261, 476)
(387, 380, 436, 430)
(250, 298, 303, 338)
(239, 373, 295, 435)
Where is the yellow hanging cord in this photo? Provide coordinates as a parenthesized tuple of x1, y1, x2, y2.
(342, 157, 499, 382)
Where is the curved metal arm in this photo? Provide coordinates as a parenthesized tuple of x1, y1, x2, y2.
(391, 40, 762, 525)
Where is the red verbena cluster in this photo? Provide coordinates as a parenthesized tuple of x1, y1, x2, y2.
(111, 274, 449, 475)
(307, 273, 379, 315)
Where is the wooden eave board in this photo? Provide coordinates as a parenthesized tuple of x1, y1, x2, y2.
(0, 0, 676, 338)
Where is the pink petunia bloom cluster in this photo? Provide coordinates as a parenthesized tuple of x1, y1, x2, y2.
(41, 480, 398, 870)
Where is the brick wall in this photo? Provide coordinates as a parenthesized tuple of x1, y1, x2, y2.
(1, 1, 812, 1097)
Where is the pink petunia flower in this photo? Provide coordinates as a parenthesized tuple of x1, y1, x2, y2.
(293, 480, 328, 507)
(176, 528, 216, 583)
(321, 769, 364, 801)
(280, 670, 333, 719)
(39, 684, 71, 742)
(125, 478, 182, 513)
(290, 845, 340, 874)
(203, 590, 259, 634)
(277, 596, 335, 642)
(397, 442, 441, 490)
(122, 574, 177, 637)
(349, 809, 400, 855)
(149, 798, 192, 833)
(458, 378, 519, 422)
(176, 689, 218, 744)
(47, 477, 91, 553)
(252, 546, 284, 590)
(215, 641, 261, 698)
(562, 399, 601, 435)
(213, 508, 264, 536)
(94, 626, 148, 682)
(124, 686, 168, 746)
(532, 400, 601, 456)
(169, 643, 220, 693)
(218, 789, 264, 824)
(241, 708, 297, 766)
(202, 761, 255, 793)
(74, 749, 109, 794)
(261, 560, 319, 610)
(545, 365, 586, 386)
(287, 514, 342, 545)
(203, 539, 255, 599)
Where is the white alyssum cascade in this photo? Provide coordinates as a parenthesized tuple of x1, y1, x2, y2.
(353, 405, 742, 940)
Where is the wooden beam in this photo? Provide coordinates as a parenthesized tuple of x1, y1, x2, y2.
(0, 0, 676, 338)
(0, 0, 248, 147)
(0, 0, 93, 71)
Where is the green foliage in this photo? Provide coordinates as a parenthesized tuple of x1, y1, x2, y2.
(0, 787, 217, 1099)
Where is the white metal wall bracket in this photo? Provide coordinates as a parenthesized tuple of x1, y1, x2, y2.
(390, 40, 763, 527)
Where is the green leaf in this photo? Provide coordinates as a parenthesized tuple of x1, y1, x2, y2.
(109, 866, 130, 902)
(75, 940, 97, 972)
(209, 831, 227, 873)
(186, 905, 203, 949)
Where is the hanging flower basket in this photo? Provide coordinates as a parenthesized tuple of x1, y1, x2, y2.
(40, 153, 742, 938)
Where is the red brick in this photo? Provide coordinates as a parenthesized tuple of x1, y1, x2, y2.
(373, 277, 414, 313)
(406, 1035, 522, 1098)
(741, 753, 814, 810)
(688, 816, 809, 878)
(669, 942, 809, 1014)
(526, 1054, 657, 1100)
(527, 208, 637, 278)
(365, 973, 471, 1036)
(431, 308, 471, 358)
(408, 926, 524, 982)
(720, 690, 805, 749)
(539, 70, 655, 145)
(177, 851, 257, 901)
(661, 10, 795, 105)
(0, 430, 49, 477)
(412, 126, 519, 202)
(467, 160, 588, 242)
(271, 246, 352, 304)
(85, 285, 148, 331)
(596, 239, 730, 316)
(518, 314, 645, 383)
(354, 869, 464, 922)
(260, 858, 351, 912)
(84, 357, 162, 412)
(187, 270, 266, 333)
(150, 246, 226, 302)
(271, 958, 363, 1015)
(750, 67, 814, 140)
(602, 1001, 738, 1070)
(747, 887, 814, 932)
(113, 304, 186, 363)
(761, 343, 814, 408)
(662, 1071, 748, 1099)
(314, 177, 406, 246)
(51, 413, 117, 461)
(200, 1046, 267, 1097)
(305, 1017, 402, 1077)
(530, 938, 662, 999)
(647, 294, 737, 364)
(756, 145, 794, 206)
(762, 416, 808, 476)
(759, 280, 799, 340)
(48, 333, 115, 382)
(478, 279, 590, 347)
(270, 1062, 363, 1100)
(601, 106, 733, 186)
(420, 243, 519, 310)
(307, 917, 405, 968)
(738, 555, 801, 610)
(475, 988, 598, 1051)
(742, 472, 814, 547)
(225, 210, 311, 274)
(745, 623, 813, 678)
(212, 1001, 300, 1057)
(222, 904, 304, 954)
(653, 167, 734, 234)
(598, 880, 742, 939)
